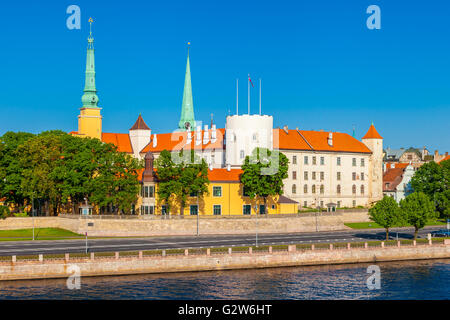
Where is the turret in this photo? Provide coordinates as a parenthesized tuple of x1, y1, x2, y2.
(178, 43, 196, 130)
(362, 123, 383, 203)
(129, 114, 151, 159)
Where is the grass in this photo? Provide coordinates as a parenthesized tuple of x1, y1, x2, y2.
(345, 220, 447, 229)
(0, 228, 83, 241)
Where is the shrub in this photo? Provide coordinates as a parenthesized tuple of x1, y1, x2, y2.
(0, 206, 11, 219)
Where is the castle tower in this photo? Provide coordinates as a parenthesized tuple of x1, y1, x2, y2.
(77, 18, 102, 140)
(178, 44, 196, 130)
(362, 123, 383, 204)
(129, 114, 151, 160)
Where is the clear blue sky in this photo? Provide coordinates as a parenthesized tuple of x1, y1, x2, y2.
(1, 0, 449, 152)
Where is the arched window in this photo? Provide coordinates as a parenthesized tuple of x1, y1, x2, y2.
(337, 185, 341, 195)
(304, 184, 308, 194)
(320, 185, 324, 194)
(312, 185, 316, 194)
(352, 185, 356, 195)
(292, 184, 296, 194)
(361, 185, 365, 195)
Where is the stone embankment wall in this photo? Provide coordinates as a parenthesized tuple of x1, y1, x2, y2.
(0, 240, 449, 281)
(0, 210, 370, 237)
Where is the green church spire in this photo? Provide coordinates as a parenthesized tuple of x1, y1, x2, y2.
(178, 44, 196, 130)
(81, 18, 99, 109)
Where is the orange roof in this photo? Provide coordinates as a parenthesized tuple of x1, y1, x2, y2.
(383, 167, 405, 191)
(274, 129, 372, 154)
(362, 124, 383, 139)
(385, 162, 409, 170)
(208, 168, 243, 182)
(130, 114, 150, 131)
(438, 155, 450, 163)
(141, 128, 225, 154)
(101, 133, 133, 153)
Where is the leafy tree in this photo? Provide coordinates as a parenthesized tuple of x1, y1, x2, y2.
(0, 132, 35, 210)
(368, 196, 404, 240)
(240, 148, 289, 214)
(154, 150, 178, 215)
(0, 205, 10, 219)
(411, 160, 449, 218)
(400, 192, 437, 240)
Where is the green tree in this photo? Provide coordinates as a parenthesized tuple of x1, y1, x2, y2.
(240, 148, 289, 214)
(368, 196, 403, 240)
(154, 150, 179, 215)
(400, 192, 437, 240)
(0, 205, 10, 219)
(411, 160, 449, 218)
(0, 132, 35, 210)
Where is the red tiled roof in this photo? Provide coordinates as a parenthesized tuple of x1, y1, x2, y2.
(362, 124, 383, 139)
(274, 129, 372, 154)
(208, 168, 243, 182)
(140, 128, 226, 154)
(385, 162, 409, 170)
(101, 133, 133, 153)
(438, 155, 450, 163)
(130, 114, 150, 131)
(383, 167, 405, 192)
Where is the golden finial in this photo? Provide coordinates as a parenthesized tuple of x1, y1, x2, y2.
(89, 17, 93, 23)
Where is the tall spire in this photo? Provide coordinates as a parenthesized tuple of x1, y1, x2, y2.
(81, 17, 99, 109)
(178, 42, 196, 130)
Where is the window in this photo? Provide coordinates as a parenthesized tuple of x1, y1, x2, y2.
(385, 183, 390, 189)
(243, 187, 250, 197)
(190, 191, 198, 197)
(320, 184, 324, 194)
(292, 156, 297, 164)
(337, 157, 341, 166)
(352, 158, 356, 166)
(304, 201, 307, 207)
(243, 204, 251, 215)
(161, 205, 168, 215)
(141, 185, 155, 198)
(213, 186, 222, 197)
(304, 184, 308, 194)
(213, 205, 221, 215)
(337, 201, 341, 208)
(320, 157, 324, 165)
(352, 172, 356, 181)
(259, 205, 266, 214)
(292, 171, 297, 180)
(312, 172, 316, 180)
(292, 184, 297, 194)
(312, 185, 316, 194)
(320, 172, 324, 181)
(320, 201, 324, 207)
(361, 185, 365, 195)
(337, 172, 341, 181)
(312, 156, 317, 165)
(352, 185, 356, 195)
(141, 205, 155, 215)
(352, 200, 356, 207)
(252, 133, 257, 141)
(240, 150, 245, 159)
(304, 171, 308, 180)
(337, 184, 341, 195)
(361, 158, 365, 167)
(304, 156, 309, 165)
(361, 172, 364, 181)
(190, 205, 198, 215)
(407, 154, 413, 160)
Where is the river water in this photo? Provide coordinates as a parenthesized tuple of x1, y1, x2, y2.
(0, 259, 449, 300)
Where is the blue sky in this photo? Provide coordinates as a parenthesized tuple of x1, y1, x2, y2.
(1, 0, 449, 152)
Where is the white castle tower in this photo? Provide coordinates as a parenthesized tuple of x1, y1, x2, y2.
(129, 114, 151, 160)
(225, 114, 273, 167)
(362, 123, 384, 204)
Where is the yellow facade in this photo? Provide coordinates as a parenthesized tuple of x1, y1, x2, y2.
(77, 107, 102, 140)
(139, 181, 298, 216)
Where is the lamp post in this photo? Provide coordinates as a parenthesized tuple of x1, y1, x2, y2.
(32, 193, 35, 241)
(196, 195, 199, 236)
(254, 204, 258, 247)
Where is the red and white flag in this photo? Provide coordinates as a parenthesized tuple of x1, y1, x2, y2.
(248, 74, 254, 88)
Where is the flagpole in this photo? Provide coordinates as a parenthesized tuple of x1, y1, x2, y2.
(236, 79, 239, 115)
(259, 78, 261, 115)
(248, 74, 250, 115)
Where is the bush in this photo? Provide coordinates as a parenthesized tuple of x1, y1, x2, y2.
(12, 212, 28, 217)
(0, 206, 11, 219)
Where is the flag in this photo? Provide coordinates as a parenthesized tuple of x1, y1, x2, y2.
(248, 74, 254, 88)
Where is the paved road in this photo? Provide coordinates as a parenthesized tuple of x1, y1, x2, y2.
(0, 226, 442, 256)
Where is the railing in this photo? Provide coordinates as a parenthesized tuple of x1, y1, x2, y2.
(2, 238, 447, 265)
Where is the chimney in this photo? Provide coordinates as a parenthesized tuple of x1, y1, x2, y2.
(152, 134, 157, 148)
(283, 125, 288, 134)
(196, 125, 201, 145)
(203, 125, 209, 144)
(211, 124, 217, 143)
(327, 132, 333, 147)
(209, 162, 213, 171)
(226, 163, 231, 171)
(392, 163, 395, 168)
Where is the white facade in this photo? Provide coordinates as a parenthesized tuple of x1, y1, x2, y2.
(130, 128, 151, 160)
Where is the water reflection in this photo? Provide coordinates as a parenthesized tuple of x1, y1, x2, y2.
(0, 259, 449, 300)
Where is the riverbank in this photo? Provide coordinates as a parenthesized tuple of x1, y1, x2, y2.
(1, 239, 449, 281)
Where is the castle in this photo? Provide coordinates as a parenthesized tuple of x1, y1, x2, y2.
(71, 22, 383, 215)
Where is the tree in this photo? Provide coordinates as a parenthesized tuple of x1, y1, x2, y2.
(0, 132, 35, 210)
(240, 148, 289, 214)
(400, 192, 437, 240)
(410, 160, 449, 218)
(368, 196, 403, 240)
(154, 150, 178, 215)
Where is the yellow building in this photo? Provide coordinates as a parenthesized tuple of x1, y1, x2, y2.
(139, 151, 298, 216)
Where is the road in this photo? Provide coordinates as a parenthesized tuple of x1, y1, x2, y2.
(0, 226, 442, 256)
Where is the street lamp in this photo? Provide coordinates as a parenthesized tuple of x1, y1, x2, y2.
(254, 204, 258, 247)
(196, 195, 199, 236)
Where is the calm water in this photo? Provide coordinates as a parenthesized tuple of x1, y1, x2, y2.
(0, 259, 449, 300)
